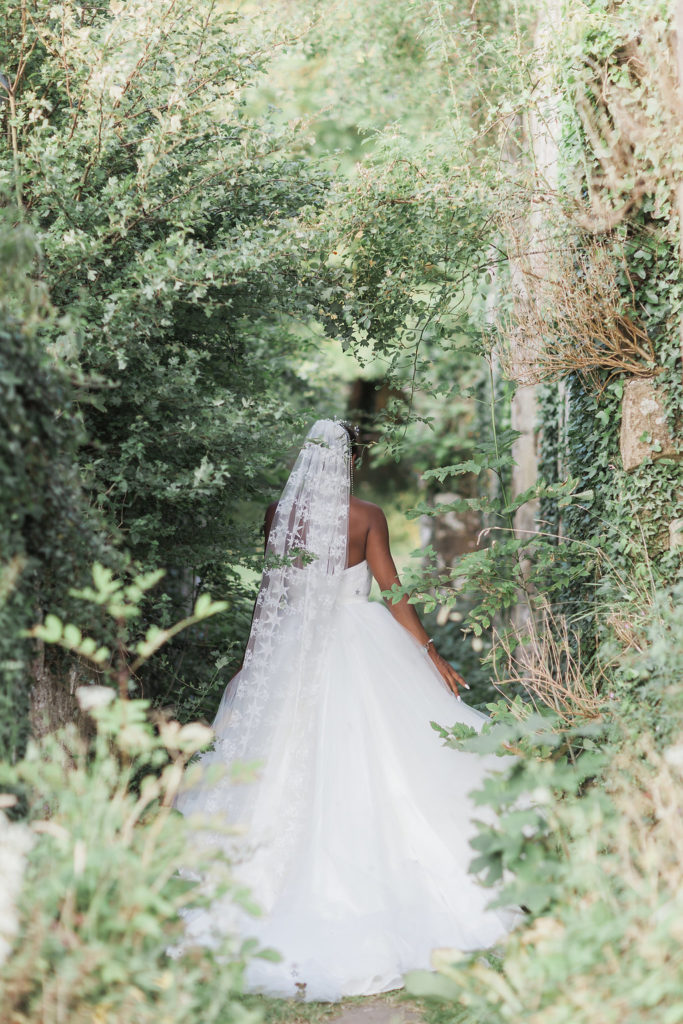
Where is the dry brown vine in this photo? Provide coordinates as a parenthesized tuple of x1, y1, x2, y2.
(497, 233, 659, 391)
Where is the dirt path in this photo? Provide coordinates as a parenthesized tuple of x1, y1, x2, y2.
(328, 993, 425, 1024)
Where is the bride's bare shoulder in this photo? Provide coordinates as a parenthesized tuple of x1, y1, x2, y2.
(350, 497, 387, 524)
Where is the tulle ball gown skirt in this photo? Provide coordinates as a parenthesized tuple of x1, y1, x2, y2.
(175, 561, 518, 1001)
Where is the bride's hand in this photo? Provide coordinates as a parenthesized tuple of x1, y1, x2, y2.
(428, 647, 469, 698)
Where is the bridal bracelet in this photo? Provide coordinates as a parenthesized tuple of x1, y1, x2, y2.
(422, 637, 435, 654)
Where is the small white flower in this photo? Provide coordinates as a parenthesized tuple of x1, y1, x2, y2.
(176, 723, 214, 751)
(471, 637, 484, 653)
(76, 685, 115, 712)
(117, 724, 154, 753)
(436, 605, 450, 627)
(0, 811, 34, 966)
(431, 947, 466, 970)
(663, 745, 683, 769)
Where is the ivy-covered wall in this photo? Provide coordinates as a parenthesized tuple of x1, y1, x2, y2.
(536, 4, 683, 614)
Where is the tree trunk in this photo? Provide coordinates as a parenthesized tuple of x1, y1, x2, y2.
(29, 646, 80, 740)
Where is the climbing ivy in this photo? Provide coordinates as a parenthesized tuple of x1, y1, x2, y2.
(536, 13, 683, 617)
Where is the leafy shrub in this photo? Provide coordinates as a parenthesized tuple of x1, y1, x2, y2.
(0, 690, 271, 1024)
(0, 0, 337, 731)
(0, 308, 110, 761)
(408, 580, 683, 1024)
(408, 728, 683, 1024)
(0, 568, 276, 1023)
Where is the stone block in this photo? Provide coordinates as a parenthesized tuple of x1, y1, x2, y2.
(620, 378, 681, 472)
(511, 384, 539, 538)
(670, 518, 683, 550)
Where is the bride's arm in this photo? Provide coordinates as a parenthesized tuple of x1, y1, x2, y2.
(365, 505, 468, 697)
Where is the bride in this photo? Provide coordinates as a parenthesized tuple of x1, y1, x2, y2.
(174, 419, 518, 1001)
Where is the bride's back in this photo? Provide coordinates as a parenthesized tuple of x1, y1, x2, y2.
(347, 496, 380, 568)
(265, 494, 386, 572)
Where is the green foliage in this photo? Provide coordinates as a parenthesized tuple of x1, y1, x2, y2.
(336, 2, 683, 1019)
(434, 701, 610, 913)
(408, 583, 683, 1024)
(0, 0, 345, 725)
(383, 407, 595, 637)
(0, 578, 275, 1022)
(0, 693, 269, 1024)
(352, 0, 683, 682)
(595, 579, 683, 744)
(0, 234, 110, 758)
(409, 728, 683, 1023)
(533, 0, 683, 613)
(2, 1, 683, 1019)
(25, 562, 230, 743)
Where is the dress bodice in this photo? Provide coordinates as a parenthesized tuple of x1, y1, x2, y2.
(337, 560, 372, 603)
(280, 559, 372, 606)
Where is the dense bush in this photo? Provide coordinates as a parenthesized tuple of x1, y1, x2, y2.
(0, 689, 270, 1024)
(0, 0, 345, 733)
(0, 220, 111, 760)
(407, 584, 683, 1024)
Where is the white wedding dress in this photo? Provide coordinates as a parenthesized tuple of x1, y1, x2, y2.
(176, 557, 518, 995)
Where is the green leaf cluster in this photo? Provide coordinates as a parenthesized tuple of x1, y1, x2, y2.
(0, 0, 347, 733)
(0, 692, 271, 1023)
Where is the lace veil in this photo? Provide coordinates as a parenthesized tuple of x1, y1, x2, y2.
(175, 419, 351, 879)
(238, 417, 351, 700)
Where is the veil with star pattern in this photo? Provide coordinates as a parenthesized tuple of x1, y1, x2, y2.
(175, 419, 351, 875)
